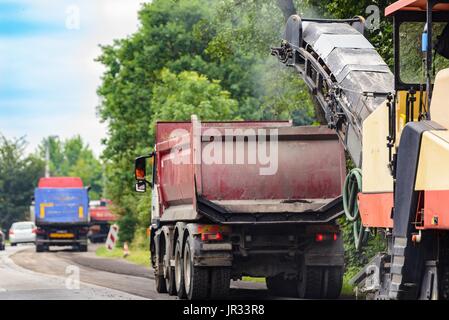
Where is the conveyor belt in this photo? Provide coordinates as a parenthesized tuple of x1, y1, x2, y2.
(272, 16, 394, 166)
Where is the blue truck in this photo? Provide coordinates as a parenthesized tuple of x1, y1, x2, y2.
(34, 177, 90, 252)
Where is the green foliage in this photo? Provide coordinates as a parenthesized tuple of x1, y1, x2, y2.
(0, 136, 44, 230)
(117, 214, 138, 245)
(96, 244, 150, 267)
(151, 69, 239, 124)
(339, 216, 387, 279)
(38, 135, 103, 199)
(205, 0, 285, 58)
(399, 22, 449, 84)
(206, 0, 315, 122)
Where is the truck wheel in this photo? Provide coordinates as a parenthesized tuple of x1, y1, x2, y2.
(155, 271, 168, 293)
(209, 268, 231, 299)
(11, 243, 17, 247)
(324, 267, 343, 299)
(166, 266, 177, 296)
(174, 239, 186, 299)
(154, 242, 167, 294)
(183, 237, 209, 300)
(79, 245, 88, 252)
(297, 266, 324, 299)
(266, 274, 297, 297)
(36, 245, 44, 253)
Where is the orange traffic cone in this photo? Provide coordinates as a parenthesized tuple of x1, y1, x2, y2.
(123, 241, 130, 258)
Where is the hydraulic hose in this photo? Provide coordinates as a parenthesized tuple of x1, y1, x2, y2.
(343, 168, 369, 251)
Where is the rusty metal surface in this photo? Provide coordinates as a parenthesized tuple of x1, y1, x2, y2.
(155, 120, 345, 221)
(200, 126, 345, 201)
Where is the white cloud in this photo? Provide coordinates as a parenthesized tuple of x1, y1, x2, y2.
(0, 0, 144, 156)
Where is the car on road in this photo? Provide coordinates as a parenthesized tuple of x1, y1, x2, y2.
(0, 230, 5, 250)
(9, 222, 36, 246)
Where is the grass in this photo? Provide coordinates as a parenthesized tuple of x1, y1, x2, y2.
(341, 275, 355, 297)
(95, 245, 150, 267)
(242, 276, 266, 283)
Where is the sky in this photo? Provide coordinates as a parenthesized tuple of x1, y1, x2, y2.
(0, 0, 144, 155)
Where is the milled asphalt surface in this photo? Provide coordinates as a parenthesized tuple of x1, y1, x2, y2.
(9, 245, 168, 300)
(8, 244, 271, 300)
(0, 245, 146, 300)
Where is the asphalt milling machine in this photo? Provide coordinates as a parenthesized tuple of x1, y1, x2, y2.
(272, 0, 449, 299)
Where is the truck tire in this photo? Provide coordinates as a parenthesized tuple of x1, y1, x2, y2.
(36, 244, 45, 253)
(79, 244, 88, 252)
(11, 243, 17, 247)
(166, 266, 176, 296)
(266, 274, 298, 297)
(209, 268, 231, 299)
(175, 239, 186, 299)
(298, 266, 324, 299)
(183, 237, 209, 300)
(154, 242, 168, 294)
(324, 267, 343, 299)
(155, 272, 168, 293)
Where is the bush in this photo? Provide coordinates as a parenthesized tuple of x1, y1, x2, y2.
(117, 214, 138, 245)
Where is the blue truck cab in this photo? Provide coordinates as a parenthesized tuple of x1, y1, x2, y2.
(34, 177, 90, 252)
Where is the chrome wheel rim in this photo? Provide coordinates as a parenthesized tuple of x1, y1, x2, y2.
(184, 245, 191, 294)
(175, 246, 182, 291)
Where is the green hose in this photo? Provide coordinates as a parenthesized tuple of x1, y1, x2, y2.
(343, 168, 369, 251)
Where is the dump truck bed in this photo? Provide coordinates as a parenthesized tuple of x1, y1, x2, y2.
(155, 118, 345, 223)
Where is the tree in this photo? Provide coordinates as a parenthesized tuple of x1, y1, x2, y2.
(206, 0, 314, 122)
(0, 136, 44, 230)
(38, 136, 103, 199)
(151, 69, 238, 125)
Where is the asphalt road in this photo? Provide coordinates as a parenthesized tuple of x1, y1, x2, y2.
(0, 245, 145, 300)
(0, 243, 272, 300)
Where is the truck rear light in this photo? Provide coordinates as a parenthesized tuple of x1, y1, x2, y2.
(201, 232, 223, 242)
(32, 228, 37, 234)
(9, 230, 14, 235)
(315, 233, 337, 242)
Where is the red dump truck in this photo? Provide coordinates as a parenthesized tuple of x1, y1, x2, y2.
(88, 199, 117, 243)
(134, 116, 346, 299)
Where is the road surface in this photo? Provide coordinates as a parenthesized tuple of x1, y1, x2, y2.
(0, 244, 271, 300)
(0, 245, 145, 300)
